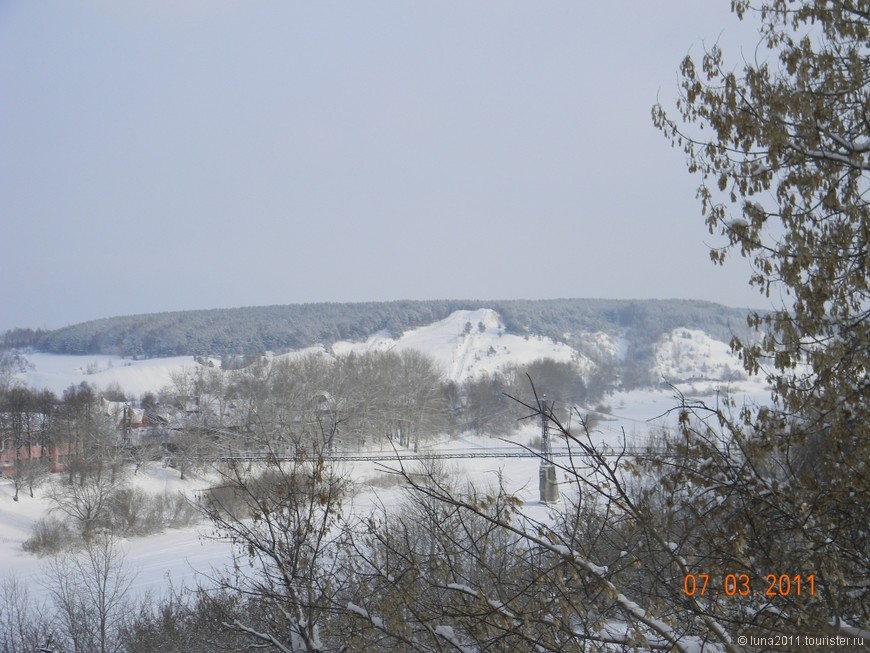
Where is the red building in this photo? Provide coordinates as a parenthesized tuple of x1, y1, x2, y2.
(0, 436, 74, 474)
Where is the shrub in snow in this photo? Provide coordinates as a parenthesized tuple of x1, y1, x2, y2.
(23, 517, 76, 556)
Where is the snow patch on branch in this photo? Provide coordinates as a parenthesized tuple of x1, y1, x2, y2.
(446, 582, 478, 597)
(443, 582, 518, 622)
(552, 543, 608, 575)
(346, 602, 384, 630)
(432, 624, 474, 653)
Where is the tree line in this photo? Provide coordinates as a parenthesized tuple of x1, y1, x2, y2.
(0, 348, 601, 501)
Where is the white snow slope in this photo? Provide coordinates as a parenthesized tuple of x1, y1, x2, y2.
(332, 308, 592, 382)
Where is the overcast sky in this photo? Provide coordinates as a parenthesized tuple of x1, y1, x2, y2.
(1, 1, 770, 333)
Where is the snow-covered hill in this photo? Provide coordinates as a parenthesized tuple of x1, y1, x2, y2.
(14, 353, 203, 397)
(332, 308, 597, 383)
(653, 328, 749, 384)
(12, 310, 758, 396)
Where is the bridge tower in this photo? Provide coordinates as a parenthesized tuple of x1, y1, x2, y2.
(538, 399, 560, 503)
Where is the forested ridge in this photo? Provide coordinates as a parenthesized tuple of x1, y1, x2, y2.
(29, 298, 756, 358)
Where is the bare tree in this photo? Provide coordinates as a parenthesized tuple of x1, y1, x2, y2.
(0, 350, 32, 392)
(342, 464, 562, 652)
(0, 387, 41, 502)
(43, 534, 137, 653)
(121, 585, 252, 653)
(0, 575, 54, 653)
(57, 383, 124, 486)
(46, 470, 126, 541)
(197, 420, 351, 651)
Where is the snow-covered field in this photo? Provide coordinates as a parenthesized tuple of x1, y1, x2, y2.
(2, 310, 771, 601)
(0, 427, 555, 600)
(0, 463, 234, 599)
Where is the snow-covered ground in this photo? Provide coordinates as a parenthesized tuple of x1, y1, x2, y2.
(0, 427, 552, 600)
(0, 464, 235, 599)
(16, 353, 202, 397)
(2, 309, 770, 602)
(580, 380, 771, 451)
